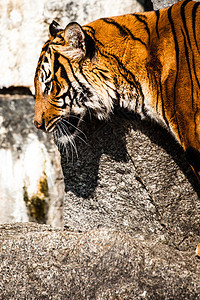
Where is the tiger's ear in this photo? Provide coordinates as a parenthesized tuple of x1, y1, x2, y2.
(63, 22, 86, 61)
(49, 20, 63, 37)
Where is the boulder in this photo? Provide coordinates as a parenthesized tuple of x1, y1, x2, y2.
(63, 110, 200, 252)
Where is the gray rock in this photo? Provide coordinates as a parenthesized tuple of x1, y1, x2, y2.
(63, 112, 200, 252)
(0, 223, 199, 299)
(151, 0, 179, 10)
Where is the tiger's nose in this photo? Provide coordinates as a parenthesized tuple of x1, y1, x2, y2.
(34, 119, 46, 131)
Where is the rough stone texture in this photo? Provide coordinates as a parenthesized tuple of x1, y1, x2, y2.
(0, 95, 64, 226)
(0, 0, 143, 92)
(63, 111, 200, 251)
(0, 223, 199, 299)
(151, 0, 179, 10)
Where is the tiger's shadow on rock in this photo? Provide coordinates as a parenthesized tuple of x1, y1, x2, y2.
(60, 108, 200, 199)
(61, 111, 129, 198)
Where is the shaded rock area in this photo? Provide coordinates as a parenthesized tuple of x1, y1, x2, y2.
(62, 111, 200, 253)
(0, 223, 199, 299)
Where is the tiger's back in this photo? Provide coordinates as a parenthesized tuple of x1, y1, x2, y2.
(34, 0, 200, 181)
(83, 1, 200, 147)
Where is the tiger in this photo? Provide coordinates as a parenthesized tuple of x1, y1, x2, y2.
(34, 0, 200, 184)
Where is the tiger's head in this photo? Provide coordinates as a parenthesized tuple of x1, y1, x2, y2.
(34, 20, 115, 148)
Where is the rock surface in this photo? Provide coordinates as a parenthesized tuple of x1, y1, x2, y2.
(62, 110, 200, 250)
(152, 0, 178, 10)
(0, 223, 199, 299)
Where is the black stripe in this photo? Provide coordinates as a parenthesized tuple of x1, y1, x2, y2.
(60, 64, 71, 87)
(54, 55, 73, 100)
(65, 57, 93, 104)
(194, 108, 199, 140)
(47, 46, 52, 57)
(44, 56, 48, 63)
(42, 41, 50, 53)
(41, 65, 51, 82)
(155, 10, 160, 38)
(53, 53, 61, 74)
(182, 0, 192, 4)
(133, 14, 150, 44)
(50, 98, 64, 107)
(155, 76, 159, 112)
(101, 18, 146, 46)
(84, 65, 115, 92)
(168, 5, 182, 142)
(59, 91, 70, 103)
(57, 34, 65, 41)
(48, 101, 62, 110)
(46, 116, 60, 130)
(181, 28, 194, 108)
(159, 79, 169, 128)
(101, 18, 127, 37)
(192, 2, 200, 51)
(84, 26, 104, 47)
(181, 0, 192, 48)
(84, 25, 95, 34)
(78, 62, 94, 87)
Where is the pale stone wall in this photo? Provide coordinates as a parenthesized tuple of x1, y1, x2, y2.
(152, 0, 179, 10)
(0, 95, 64, 226)
(0, 0, 143, 92)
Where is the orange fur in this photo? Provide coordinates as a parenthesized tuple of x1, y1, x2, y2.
(34, 0, 200, 179)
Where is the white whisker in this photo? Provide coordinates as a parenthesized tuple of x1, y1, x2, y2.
(74, 133, 88, 145)
(62, 118, 87, 141)
(54, 124, 69, 159)
(60, 120, 79, 160)
(52, 111, 89, 162)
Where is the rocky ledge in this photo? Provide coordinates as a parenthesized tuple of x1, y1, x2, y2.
(0, 223, 199, 299)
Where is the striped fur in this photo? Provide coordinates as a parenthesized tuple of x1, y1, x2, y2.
(34, 0, 200, 181)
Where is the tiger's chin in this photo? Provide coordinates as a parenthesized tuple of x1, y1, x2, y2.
(52, 114, 81, 150)
(53, 132, 71, 149)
